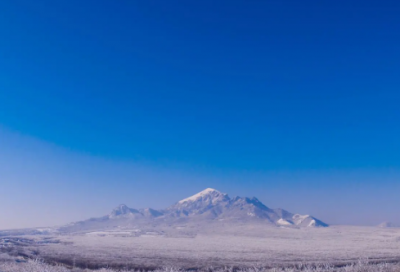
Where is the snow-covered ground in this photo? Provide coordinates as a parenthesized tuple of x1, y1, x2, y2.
(1, 257, 400, 272)
(1, 225, 395, 270)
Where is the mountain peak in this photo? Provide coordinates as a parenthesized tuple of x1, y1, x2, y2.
(178, 188, 223, 204)
(109, 204, 139, 217)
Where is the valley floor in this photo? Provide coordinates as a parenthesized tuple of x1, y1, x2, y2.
(1, 225, 400, 270)
(1, 258, 400, 272)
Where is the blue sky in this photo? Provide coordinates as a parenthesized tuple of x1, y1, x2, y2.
(0, 0, 399, 229)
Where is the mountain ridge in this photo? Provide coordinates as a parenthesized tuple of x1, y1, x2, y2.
(58, 188, 328, 233)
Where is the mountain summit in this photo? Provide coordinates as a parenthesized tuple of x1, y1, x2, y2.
(177, 188, 225, 204)
(109, 204, 140, 218)
(58, 188, 328, 233)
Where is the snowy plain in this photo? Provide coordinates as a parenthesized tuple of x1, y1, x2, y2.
(2, 225, 399, 270)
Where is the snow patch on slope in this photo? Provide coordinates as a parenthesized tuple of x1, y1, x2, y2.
(308, 220, 317, 227)
(277, 219, 293, 226)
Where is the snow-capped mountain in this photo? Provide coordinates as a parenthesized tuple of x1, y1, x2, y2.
(166, 188, 327, 227)
(58, 188, 328, 233)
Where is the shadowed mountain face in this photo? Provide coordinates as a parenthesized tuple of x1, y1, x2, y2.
(58, 188, 328, 233)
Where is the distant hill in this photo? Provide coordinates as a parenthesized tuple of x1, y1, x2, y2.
(378, 222, 400, 228)
(58, 188, 328, 234)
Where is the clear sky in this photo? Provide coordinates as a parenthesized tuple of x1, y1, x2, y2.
(0, 0, 399, 229)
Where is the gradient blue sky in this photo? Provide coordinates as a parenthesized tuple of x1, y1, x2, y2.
(1, 0, 399, 229)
